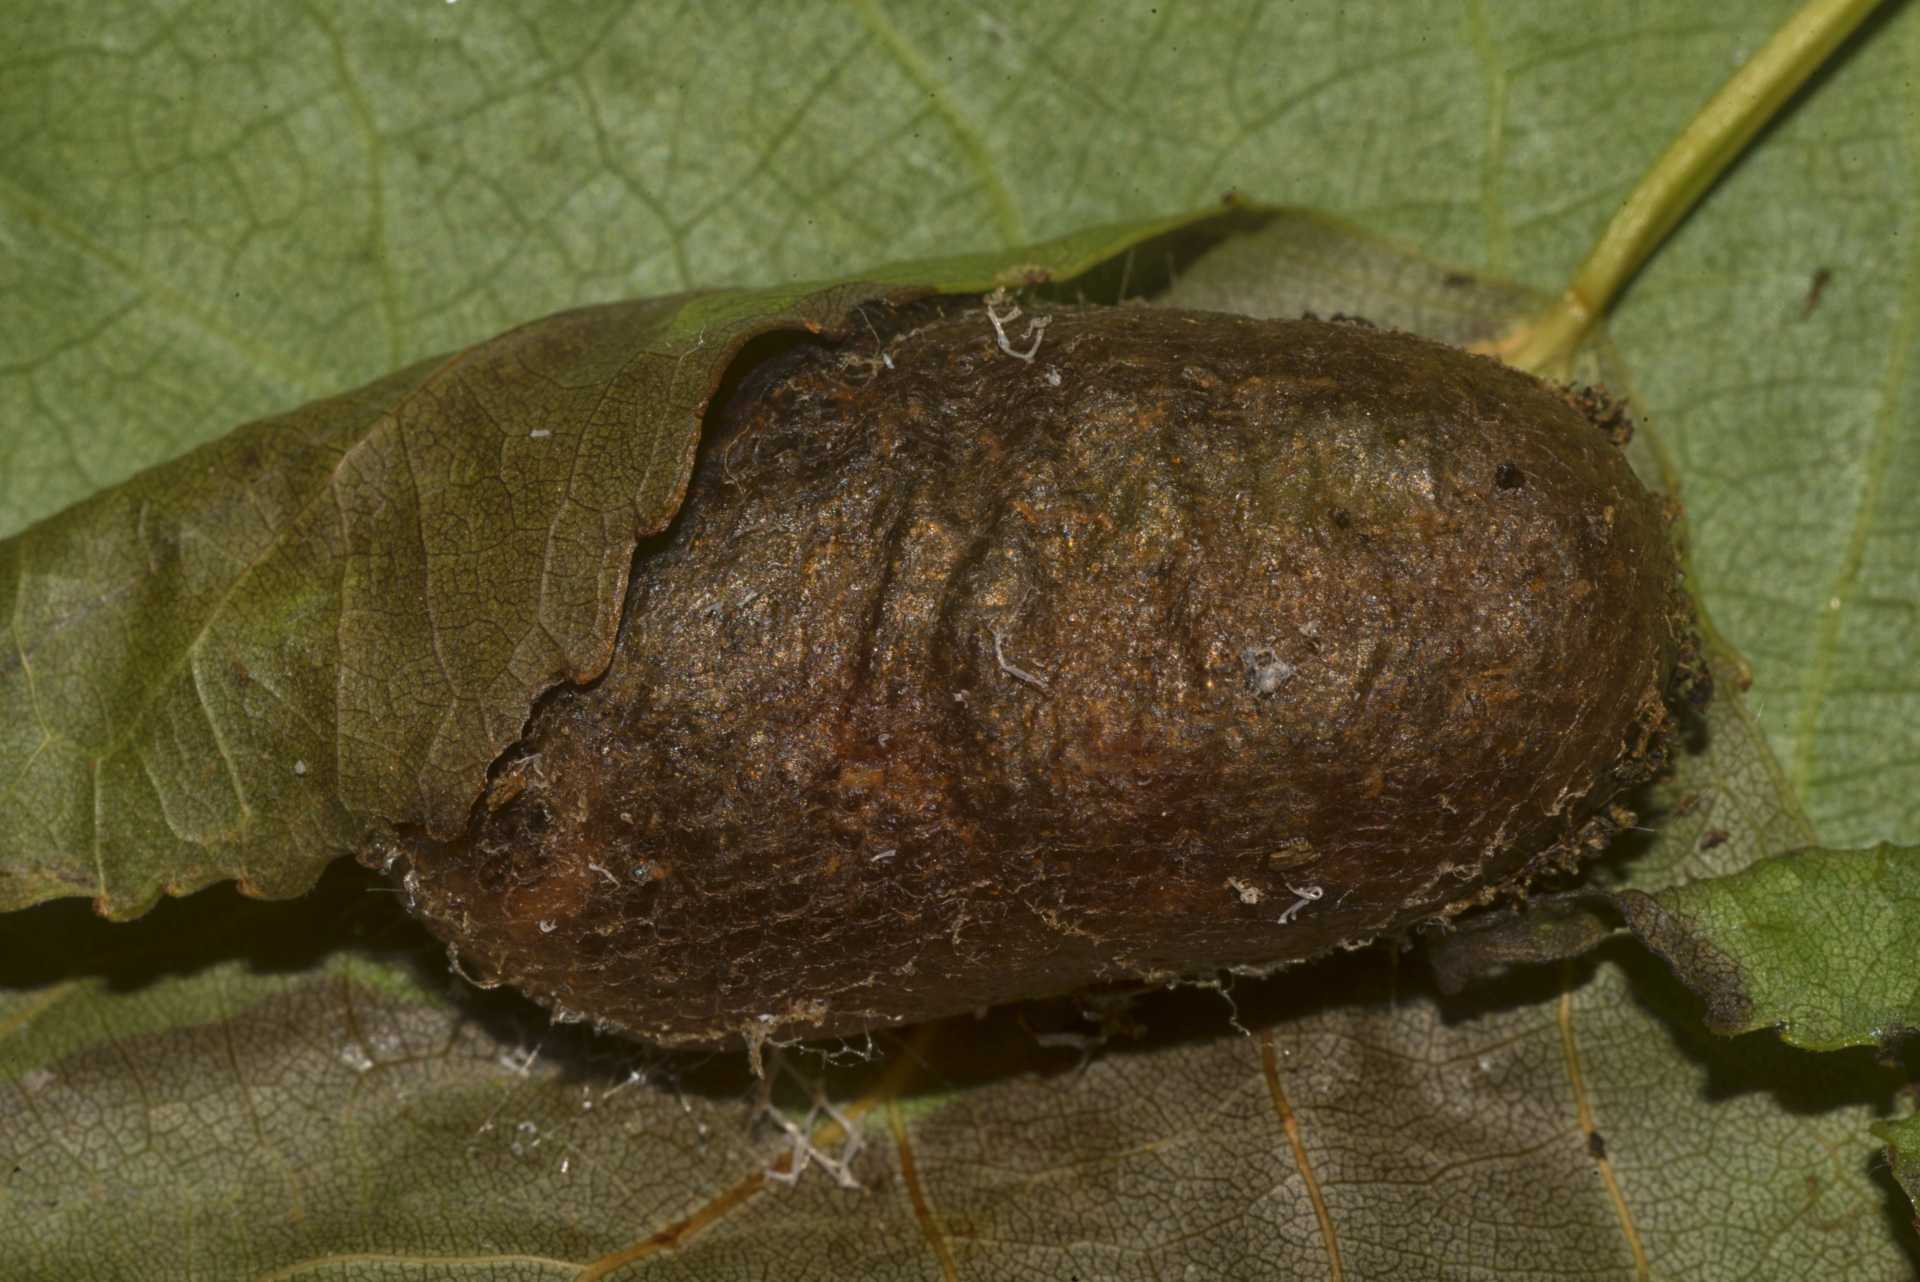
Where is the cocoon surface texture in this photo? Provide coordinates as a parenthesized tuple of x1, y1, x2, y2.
(386, 306, 1692, 1048)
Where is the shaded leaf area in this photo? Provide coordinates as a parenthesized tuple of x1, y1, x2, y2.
(0, 210, 1218, 921)
(0, 866, 777, 1280)
(2, 864, 1912, 1280)
(3, 210, 1913, 1279)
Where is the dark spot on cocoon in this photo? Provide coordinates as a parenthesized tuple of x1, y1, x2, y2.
(380, 305, 1697, 1050)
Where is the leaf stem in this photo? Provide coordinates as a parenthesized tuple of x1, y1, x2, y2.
(1491, 0, 1885, 375)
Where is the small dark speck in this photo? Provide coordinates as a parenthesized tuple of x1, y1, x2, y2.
(1801, 267, 1832, 320)
(1587, 1130, 1608, 1160)
(1443, 271, 1474, 288)
(1494, 462, 1524, 490)
(1331, 508, 1353, 529)
(1698, 828, 1730, 850)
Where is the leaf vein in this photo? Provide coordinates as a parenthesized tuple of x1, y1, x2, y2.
(845, 0, 1025, 246)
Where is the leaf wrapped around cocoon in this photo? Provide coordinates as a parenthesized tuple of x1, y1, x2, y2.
(386, 303, 1695, 1048)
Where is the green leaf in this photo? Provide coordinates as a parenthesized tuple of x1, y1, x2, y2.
(1618, 844, 1920, 1049)
(5, 1, 1919, 1277)
(1440, 842, 1920, 1048)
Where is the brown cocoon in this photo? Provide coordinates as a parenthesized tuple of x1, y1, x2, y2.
(382, 306, 1693, 1048)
